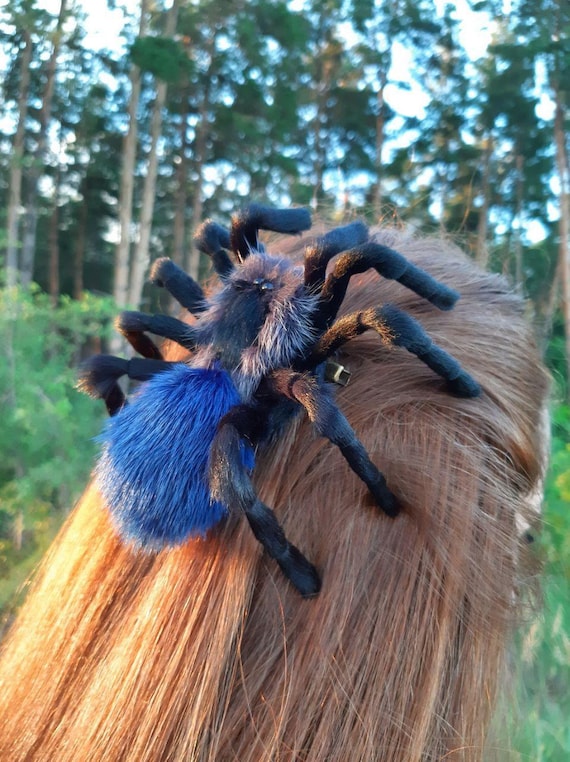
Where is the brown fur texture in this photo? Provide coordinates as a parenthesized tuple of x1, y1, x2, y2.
(0, 229, 549, 761)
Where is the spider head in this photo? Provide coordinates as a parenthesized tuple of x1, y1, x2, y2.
(198, 252, 318, 395)
(192, 204, 319, 395)
(210, 258, 279, 360)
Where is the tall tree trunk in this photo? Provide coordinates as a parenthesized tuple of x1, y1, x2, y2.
(538, 259, 560, 354)
(187, 86, 211, 280)
(129, 0, 180, 309)
(186, 34, 215, 280)
(48, 163, 61, 305)
(371, 71, 387, 220)
(12, 510, 24, 553)
(127, 86, 164, 308)
(554, 96, 570, 399)
(187, 132, 206, 281)
(5, 30, 32, 287)
(114, 0, 150, 315)
(513, 152, 525, 287)
(311, 74, 327, 212)
(20, 0, 68, 287)
(172, 99, 189, 271)
(311, 28, 334, 213)
(169, 94, 189, 312)
(73, 193, 87, 300)
(475, 136, 493, 268)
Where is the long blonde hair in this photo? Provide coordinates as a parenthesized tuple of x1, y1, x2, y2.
(0, 229, 549, 761)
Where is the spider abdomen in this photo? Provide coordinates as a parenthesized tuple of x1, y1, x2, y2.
(95, 364, 254, 550)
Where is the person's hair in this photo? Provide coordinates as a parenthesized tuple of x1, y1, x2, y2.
(0, 228, 549, 761)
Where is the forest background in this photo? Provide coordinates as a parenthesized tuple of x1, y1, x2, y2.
(0, 0, 568, 758)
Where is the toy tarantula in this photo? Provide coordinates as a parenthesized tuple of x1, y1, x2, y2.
(79, 204, 480, 597)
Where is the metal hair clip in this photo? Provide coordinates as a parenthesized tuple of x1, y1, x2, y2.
(325, 359, 351, 386)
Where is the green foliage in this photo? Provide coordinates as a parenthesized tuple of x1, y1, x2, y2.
(0, 286, 115, 573)
(543, 405, 570, 573)
(502, 402, 570, 760)
(130, 36, 193, 83)
(545, 316, 568, 399)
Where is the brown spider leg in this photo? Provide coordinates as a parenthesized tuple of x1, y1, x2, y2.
(267, 369, 400, 518)
(313, 242, 460, 332)
(209, 403, 321, 598)
(77, 356, 175, 416)
(303, 220, 369, 293)
(305, 305, 481, 398)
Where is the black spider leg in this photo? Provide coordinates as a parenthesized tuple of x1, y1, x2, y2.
(149, 257, 207, 313)
(230, 203, 312, 262)
(115, 311, 198, 361)
(193, 220, 234, 279)
(314, 242, 461, 332)
(209, 403, 321, 598)
(267, 369, 400, 518)
(304, 220, 369, 293)
(305, 305, 482, 398)
(77, 356, 175, 416)
(82, 315, 197, 415)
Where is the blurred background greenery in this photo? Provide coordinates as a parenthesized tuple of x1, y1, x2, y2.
(499, 403, 570, 760)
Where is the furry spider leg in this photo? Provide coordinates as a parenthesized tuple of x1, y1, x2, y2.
(209, 404, 321, 597)
(78, 356, 175, 415)
(193, 220, 234, 278)
(81, 315, 197, 415)
(196, 204, 312, 276)
(230, 204, 312, 262)
(149, 257, 207, 313)
(305, 305, 482, 398)
(266, 370, 400, 517)
(304, 220, 369, 292)
(313, 242, 460, 331)
(115, 311, 198, 360)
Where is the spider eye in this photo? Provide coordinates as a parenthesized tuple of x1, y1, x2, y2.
(232, 279, 249, 291)
(253, 278, 274, 292)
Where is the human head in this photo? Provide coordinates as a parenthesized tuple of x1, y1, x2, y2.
(0, 227, 549, 760)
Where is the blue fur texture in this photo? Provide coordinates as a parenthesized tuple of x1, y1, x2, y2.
(95, 364, 254, 550)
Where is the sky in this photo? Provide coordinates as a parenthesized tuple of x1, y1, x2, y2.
(30, 0, 497, 124)
(35, 0, 495, 62)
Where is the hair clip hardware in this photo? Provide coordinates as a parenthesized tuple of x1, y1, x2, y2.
(325, 360, 351, 386)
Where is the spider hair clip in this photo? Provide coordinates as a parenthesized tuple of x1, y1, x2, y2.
(78, 204, 481, 597)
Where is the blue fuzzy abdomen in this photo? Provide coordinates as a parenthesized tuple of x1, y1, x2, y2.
(95, 364, 253, 550)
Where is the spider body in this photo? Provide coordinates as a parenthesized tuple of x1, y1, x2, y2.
(95, 364, 253, 549)
(196, 252, 319, 397)
(79, 205, 481, 597)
